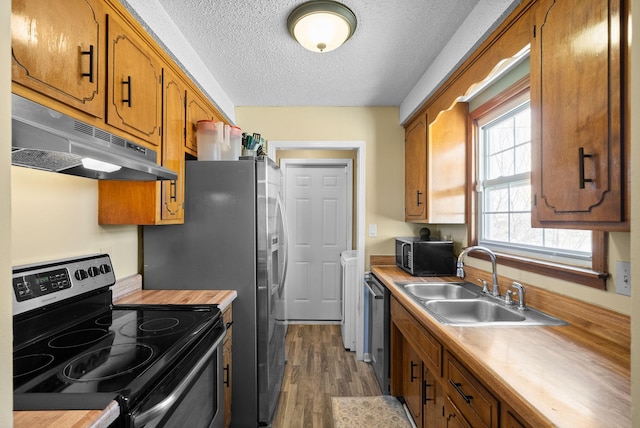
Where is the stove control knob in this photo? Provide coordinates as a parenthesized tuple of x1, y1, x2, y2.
(88, 266, 100, 277)
(100, 264, 111, 274)
(74, 269, 88, 281)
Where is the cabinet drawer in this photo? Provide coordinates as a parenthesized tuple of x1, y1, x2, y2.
(445, 352, 498, 428)
(391, 297, 442, 375)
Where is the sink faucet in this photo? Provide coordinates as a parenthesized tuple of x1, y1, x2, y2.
(456, 246, 500, 297)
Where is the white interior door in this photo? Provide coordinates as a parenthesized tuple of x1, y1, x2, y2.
(283, 159, 352, 321)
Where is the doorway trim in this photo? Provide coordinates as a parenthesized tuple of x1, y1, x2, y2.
(268, 140, 366, 360)
(280, 158, 353, 322)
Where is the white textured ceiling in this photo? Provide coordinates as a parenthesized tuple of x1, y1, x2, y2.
(122, 0, 521, 122)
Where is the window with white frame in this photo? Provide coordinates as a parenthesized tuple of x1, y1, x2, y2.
(475, 92, 592, 267)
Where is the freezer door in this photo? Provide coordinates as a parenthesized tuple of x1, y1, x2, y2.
(256, 157, 287, 424)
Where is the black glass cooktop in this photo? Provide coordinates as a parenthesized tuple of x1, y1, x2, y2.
(13, 291, 220, 411)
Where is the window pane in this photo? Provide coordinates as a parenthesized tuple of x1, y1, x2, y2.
(514, 143, 530, 174)
(487, 121, 514, 154)
(477, 100, 591, 262)
(510, 213, 543, 245)
(485, 186, 509, 212)
(484, 213, 509, 241)
(514, 109, 530, 145)
(510, 183, 530, 212)
(542, 229, 591, 253)
(488, 150, 514, 179)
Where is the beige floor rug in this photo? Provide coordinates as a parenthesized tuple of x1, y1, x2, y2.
(331, 396, 414, 428)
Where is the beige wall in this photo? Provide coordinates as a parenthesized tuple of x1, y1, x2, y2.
(235, 106, 422, 268)
(10, 167, 140, 277)
(1, 0, 13, 424)
(631, 0, 639, 423)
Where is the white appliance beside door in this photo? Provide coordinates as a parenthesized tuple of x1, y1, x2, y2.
(340, 250, 359, 350)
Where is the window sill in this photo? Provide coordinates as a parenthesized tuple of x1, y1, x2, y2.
(468, 251, 609, 290)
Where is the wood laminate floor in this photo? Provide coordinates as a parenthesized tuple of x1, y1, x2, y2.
(272, 324, 382, 428)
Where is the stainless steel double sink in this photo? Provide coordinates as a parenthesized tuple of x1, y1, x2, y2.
(397, 282, 567, 327)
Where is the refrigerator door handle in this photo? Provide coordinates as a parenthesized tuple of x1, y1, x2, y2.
(276, 192, 290, 298)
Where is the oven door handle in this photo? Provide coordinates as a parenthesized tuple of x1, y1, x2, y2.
(131, 332, 226, 427)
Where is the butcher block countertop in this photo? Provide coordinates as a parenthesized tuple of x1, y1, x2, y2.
(372, 263, 631, 428)
(114, 289, 237, 311)
(14, 282, 237, 428)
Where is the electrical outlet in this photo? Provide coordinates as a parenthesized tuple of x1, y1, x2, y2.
(615, 261, 631, 296)
(368, 224, 377, 237)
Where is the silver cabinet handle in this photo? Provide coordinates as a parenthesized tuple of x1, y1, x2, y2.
(364, 280, 383, 300)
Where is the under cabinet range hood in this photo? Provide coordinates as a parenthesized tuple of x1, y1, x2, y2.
(11, 94, 177, 181)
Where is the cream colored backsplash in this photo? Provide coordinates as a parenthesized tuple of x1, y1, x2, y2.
(11, 166, 140, 278)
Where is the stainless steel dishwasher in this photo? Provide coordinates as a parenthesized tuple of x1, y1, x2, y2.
(365, 273, 390, 394)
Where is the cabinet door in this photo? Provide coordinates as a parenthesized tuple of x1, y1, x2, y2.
(424, 366, 444, 428)
(403, 338, 423, 427)
(12, 0, 105, 118)
(531, 0, 624, 227)
(405, 117, 427, 221)
(107, 14, 162, 147)
(186, 91, 217, 155)
(160, 68, 185, 223)
(427, 103, 467, 224)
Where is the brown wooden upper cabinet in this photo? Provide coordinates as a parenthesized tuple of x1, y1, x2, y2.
(405, 116, 427, 221)
(107, 13, 162, 147)
(159, 68, 186, 223)
(404, 103, 467, 224)
(530, 0, 627, 230)
(98, 67, 186, 225)
(11, 0, 106, 118)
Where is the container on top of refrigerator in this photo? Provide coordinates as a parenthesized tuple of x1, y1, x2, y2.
(196, 120, 222, 160)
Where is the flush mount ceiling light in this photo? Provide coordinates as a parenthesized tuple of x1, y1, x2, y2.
(287, 1, 357, 53)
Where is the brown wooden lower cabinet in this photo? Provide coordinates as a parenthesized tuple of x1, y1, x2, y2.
(444, 351, 498, 428)
(424, 366, 444, 428)
(403, 338, 424, 426)
(222, 306, 233, 428)
(444, 396, 473, 428)
(391, 296, 528, 428)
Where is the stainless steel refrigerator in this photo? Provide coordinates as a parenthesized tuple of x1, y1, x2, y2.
(143, 157, 289, 427)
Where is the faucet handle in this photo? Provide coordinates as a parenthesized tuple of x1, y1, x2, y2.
(504, 290, 514, 305)
(511, 282, 526, 310)
(477, 279, 489, 294)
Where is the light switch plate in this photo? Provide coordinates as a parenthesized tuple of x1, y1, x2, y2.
(368, 224, 377, 237)
(615, 261, 631, 296)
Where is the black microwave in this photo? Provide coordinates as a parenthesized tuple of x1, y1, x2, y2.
(395, 237, 455, 276)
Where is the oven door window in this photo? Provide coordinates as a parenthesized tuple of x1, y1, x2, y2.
(130, 332, 224, 428)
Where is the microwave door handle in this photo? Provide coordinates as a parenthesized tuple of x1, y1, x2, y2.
(401, 242, 410, 263)
(131, 333, 225, 427)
